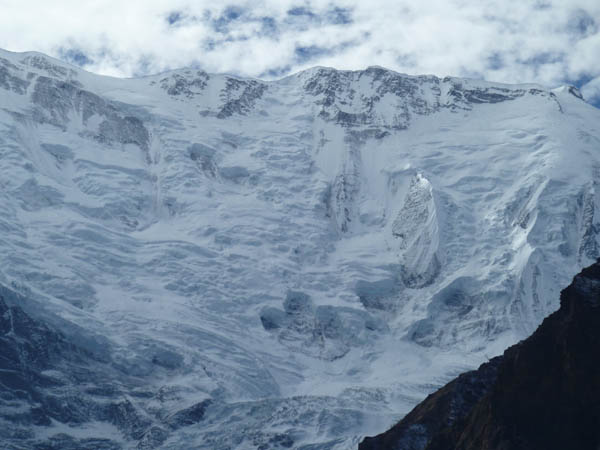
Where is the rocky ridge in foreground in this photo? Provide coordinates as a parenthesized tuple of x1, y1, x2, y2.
(360, 260, 600, 450)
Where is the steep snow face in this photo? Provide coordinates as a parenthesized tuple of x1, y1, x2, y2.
(0, 49, 599, 449)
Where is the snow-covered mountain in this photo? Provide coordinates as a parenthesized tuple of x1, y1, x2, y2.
(0, 48, 599, 449)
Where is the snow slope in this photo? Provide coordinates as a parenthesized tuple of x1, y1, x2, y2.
(1, 49, 599, 449)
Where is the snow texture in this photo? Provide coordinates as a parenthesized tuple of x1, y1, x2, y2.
(0, 48, 599, 449)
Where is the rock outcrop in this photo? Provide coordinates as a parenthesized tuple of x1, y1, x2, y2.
(360, 260, 600, 450)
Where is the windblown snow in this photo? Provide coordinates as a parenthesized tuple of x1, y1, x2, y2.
(0, 49, 599, 449)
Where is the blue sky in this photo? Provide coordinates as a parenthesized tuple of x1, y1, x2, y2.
(1, 0, 599, 106)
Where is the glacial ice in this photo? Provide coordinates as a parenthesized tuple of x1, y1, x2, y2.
(0, 48, 599, 448)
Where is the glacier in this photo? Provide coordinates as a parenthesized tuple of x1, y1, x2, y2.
(0, 48, 599, 449)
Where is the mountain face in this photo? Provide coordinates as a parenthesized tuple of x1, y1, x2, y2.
(359, 260, 600, 450)
(0, 48, 599, 449)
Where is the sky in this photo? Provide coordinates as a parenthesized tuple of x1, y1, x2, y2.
(1, 0, 600, 106)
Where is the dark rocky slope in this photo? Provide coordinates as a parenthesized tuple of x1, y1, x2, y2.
(360, 260, 600, 450)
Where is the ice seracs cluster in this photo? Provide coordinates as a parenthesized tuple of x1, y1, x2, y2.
(0, 48, 599, 449)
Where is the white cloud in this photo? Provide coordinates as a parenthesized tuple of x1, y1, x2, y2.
(0, 0, 599, 101)
(581, 76, 600, 104)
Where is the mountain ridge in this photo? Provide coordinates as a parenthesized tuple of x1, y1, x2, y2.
(359, 259, 600, 450)
(0, 48, 599, 448)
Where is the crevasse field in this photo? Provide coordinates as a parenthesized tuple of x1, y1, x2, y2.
(1, 48, 599, 449)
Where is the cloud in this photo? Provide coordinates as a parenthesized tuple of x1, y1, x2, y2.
(581, 76, 600, 105)
(0, 0, 599, 105)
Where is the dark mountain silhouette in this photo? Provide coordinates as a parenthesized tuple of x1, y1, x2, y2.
(360, 260, 600, 450)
